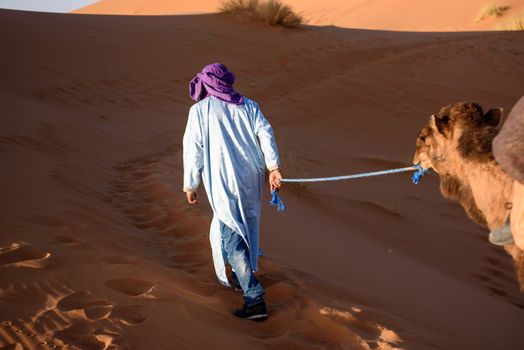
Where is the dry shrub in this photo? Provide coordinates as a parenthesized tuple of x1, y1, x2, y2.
(496, 10, 524, 30)
(257, 0, 303, 27)
(476, 4, 510, 22)
(220, 0, 303, 28)
(220, 0, 259, 16)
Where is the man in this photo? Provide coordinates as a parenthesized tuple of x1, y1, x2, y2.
(183, 63, 282, 320)
(493, 96, 524, 250)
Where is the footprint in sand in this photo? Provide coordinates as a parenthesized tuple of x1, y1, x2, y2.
(109, 151, 213, 281)
(0, 243, 50, 268)
(53, 235, 85, 245)
(102, 255, 138, 265)
(58, 291, 113, 321)
(53, 322, 114, 350)
(111, 305, 150, 326)
(265, 281, 299, 305)
(483, 256, 502, 266)
(487, 286, 508, 297)
(476, 256, 519, 301)
(104, 278, 156, 297)
(169, 252, 209, 269)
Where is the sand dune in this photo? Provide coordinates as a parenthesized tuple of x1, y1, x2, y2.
(73, 0, 219, 15)
(73, 0, 524, 31)
(1, 7, 524, 350)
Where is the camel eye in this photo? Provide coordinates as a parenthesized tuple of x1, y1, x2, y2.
(437, 115, 450, 125)
(421, 136, 431, 147)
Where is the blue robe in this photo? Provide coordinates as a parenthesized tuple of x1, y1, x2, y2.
(183, 96, 280, 286)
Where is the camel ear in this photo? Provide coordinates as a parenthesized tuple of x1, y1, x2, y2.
(483, 107, 503, 127)
(432, 114, 450, 135)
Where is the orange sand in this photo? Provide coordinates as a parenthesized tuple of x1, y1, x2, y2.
(1, 6, 524, 350)
(73, 0, 524, 31)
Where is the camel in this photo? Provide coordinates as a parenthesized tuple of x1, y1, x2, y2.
(413, 101, 524, 290)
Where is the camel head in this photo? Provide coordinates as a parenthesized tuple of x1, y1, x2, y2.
(414, 101, 524, 292)
(413, 101, 503, 175)
(413, 101, 504, 227)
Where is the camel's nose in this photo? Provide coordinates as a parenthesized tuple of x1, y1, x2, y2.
(413, 152, 421, 165)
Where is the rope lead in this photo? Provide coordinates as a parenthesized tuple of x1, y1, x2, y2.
(269, 165, 429, 212)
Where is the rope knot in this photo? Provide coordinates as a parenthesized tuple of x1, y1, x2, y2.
(411, 164, 429, 185)
(269, 190, 286, 212)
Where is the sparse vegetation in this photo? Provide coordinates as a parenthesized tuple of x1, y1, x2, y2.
(476, 4, 509, 22)
(221, 0, 259, 14)
(220, 0, 303, 28)
(496, 10, 524, 30)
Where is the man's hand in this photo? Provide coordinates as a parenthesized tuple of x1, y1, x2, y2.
(269, 169, 282, 191)
(186, 191, 199, 205)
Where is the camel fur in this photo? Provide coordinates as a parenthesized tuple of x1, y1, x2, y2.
(413, 101, 524, 290)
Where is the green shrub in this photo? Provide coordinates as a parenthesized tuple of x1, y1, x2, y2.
(476, 4, 509, 22)
(496, 11, 524, 30)
(220, 0, 303, 28)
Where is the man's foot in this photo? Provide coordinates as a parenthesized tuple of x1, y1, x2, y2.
(233, 302, 268, 321)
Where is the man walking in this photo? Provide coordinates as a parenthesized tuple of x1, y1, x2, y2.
(183, 63, 282, 320)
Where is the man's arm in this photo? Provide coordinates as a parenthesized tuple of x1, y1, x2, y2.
(254, 105, 282, 190)
(183, 106, 204, 204)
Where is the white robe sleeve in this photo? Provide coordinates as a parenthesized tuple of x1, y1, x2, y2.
(254, 104, 280, 171)
(183, 106, 204, 192)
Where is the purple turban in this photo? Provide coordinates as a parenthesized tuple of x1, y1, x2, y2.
(189, 63, 244, 104)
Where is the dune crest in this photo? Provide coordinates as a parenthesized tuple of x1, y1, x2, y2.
(72, 0, 524, 31)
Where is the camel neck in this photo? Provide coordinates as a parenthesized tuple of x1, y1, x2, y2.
(463, 161, 513, 229)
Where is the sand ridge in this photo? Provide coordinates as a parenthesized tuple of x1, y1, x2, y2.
(72, 0, 524, 31)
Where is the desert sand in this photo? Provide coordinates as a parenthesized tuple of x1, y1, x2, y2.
(1, 2, 524, 350)
(73, 0, 524, 31)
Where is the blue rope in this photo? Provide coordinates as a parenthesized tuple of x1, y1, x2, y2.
(280, 165, 427, 183)
(269, 190, 286, 212)
(269, 165, 429, 212)
(411, 165, 429, 185)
